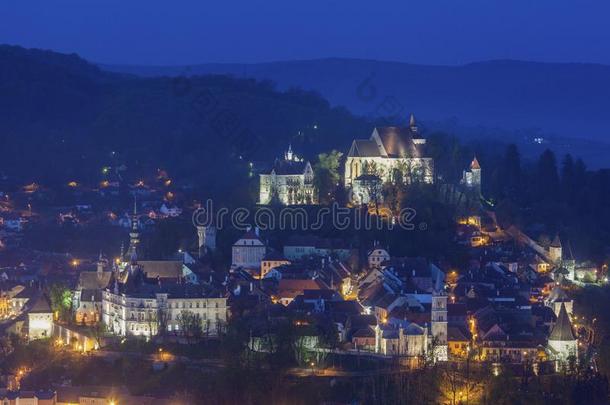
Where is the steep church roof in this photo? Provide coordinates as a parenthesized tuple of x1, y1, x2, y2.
(549, 303, 576, 341)
(347, 139, 381, 157)
(551, 235, 562, 248)
(267, 158, 309, 175)
(29, 295, 52, 314)
(547, 285, 570, 303)
(373, 127, 424, 158)
(470, 156, 481, 170)
(77, 271, 113, 290)
(137, 260, 183, 279)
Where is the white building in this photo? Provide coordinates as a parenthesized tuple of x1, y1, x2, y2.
(344, 115, 434, 199)
(367, 247, 390, 269)
(231, 228, 267, 270)
(547, 303, 578, 365)
(259, 145, 317, 205)
(28, 296, 53, 341)
(102, 278, 228, 338)
(282, 235, 351, 261)
(461, 156, 481, 191)
(431, 271, 448, 361)
(371, 267, 448, 362)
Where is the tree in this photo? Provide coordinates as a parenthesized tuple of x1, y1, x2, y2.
(313, 150, 343, 204)
(49, 284, 73, 323)
(0, 335, 13, 357)
(536, 149, 560, 201)
(91, 322, 107, 349)
(177, 310, 203, 343)
(359, 161, 385, 215)
(561, 154, 576, 204)
(503, 144, 522, 199)
(156, 307, 170, 337)
(382, 182, 406, 216)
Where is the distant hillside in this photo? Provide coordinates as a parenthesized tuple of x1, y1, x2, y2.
(0, 45, 369, 195)
(101, 58, 610, 144)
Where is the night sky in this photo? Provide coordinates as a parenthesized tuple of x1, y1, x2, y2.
(2, 0, 610, 66)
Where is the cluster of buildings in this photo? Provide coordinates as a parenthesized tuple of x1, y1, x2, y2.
(0, 115, 597, 400)
(77, 209, 229, 340)
(258, 115, 442, 205)
(0, 385, 173, 404)
(226, 229, 448, 363)
(451, 214, 591, 368)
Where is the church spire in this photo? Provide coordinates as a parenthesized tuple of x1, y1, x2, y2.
(285, 143, 294, 161)
(551, 234, 562, 248)
(549, 303, 576, 341)
(471, 156, 481, 170)
(409, 113, 416, 127)
(127, 195, 140, 262)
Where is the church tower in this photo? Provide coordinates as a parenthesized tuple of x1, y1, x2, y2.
(126, 197, 140, 262)
(549, 234, 563, 265)
(197, 225, 206, 258)
(409, 113, 417, 131)
(96, 252, 107, 276)
(548, 303, 577, 367)
(285, 144, 294, 161)
(470, 156, 481, 188)
(462, 156, 481, 195)
(431, 271, 448, 361)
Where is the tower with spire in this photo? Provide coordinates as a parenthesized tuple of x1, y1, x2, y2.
(284, 144, 294, 161)
(344, 114, 434, 193)
(549, 234, 563, 264)
(461, 156, 482, 194)
(547, 303, 577, 366)
(409, 113, 421, 135)
(431, 270, 448, 361)
(126, 196, 140, 262)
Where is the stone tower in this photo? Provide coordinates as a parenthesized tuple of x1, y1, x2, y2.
(431, 270, 448, 361)
(96, 252, 107, 275)
(547, 303, 577, 366)
(549, 234, 563, 265)
(461, 156, 482, 197)
(197, 225, 206, 258)
(126, 197, 140, 262)
(470, 156, 481, 188)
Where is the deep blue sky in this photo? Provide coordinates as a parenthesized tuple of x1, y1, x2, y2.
(2, 0, 610, 66)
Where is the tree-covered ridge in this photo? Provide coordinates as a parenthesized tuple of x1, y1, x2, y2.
(0, 45, 369, 189)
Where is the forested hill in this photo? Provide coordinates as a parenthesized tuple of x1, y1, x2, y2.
(102, 58, 610, 145)
(0, 45, 369, 188)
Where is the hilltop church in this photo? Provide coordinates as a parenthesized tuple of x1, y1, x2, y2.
(344, 115, 434, 203)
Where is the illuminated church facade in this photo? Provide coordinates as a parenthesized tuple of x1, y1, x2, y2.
(344, 115, 434, 202)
